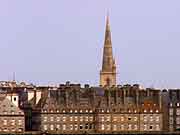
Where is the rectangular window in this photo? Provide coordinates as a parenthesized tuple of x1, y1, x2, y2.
(11, 128, 15, 132)
(101, 124, 105, 130)
(107, 124, 111, 130)
(169, 109, 173, 116)
(177, 109, 180, 115)
(150, 116, 153, 122)
(50, 125, 54, 130)
(144, 124, 147, 130)
(121, 116, 124, 121)
(50, 117, 54, 121)
(56, 124, 60, 130)
(70, 124, 73, 130)
(128, 117, 131, 121)
(44, 125, 47, 131)
(121, 125, 124, 130)
(70, 116, 73, 121)
(3, 120, 7, 125)
(156, 124, 160, 130)
(80, 116, 83, 122)
(149, 125, 153, 130)
(80, 124, 83, 130)
(89, 116, 93, 121)
(113, 116, 117, 121)
(57, 117, 60, 122)
(74, 124, 78, 130)
(44, 117, 47, 122)
(134, 117, 137, 121)
(62, 117, 66, 122)
(62, 125, 66, 130)
(113, 125, 117, 131)
(106, 116, 111, 122)
(85, 124, 88, 129)
(156, 116, 160, 122)
(85, 116, 88, 121)
(101, 116, 104, 122)
(134, 125, 138, 130)
(143, 116, 147, 122)
(74, 116, 78, 121)
(169, 117, 174, 124)
(18, 120, 22, 125)
(11, 120, 15, 125)
(128, 124, 132, 130)
(176, 117, 180, 124)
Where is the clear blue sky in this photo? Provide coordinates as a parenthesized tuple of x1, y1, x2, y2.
(0, 0, 180, 89)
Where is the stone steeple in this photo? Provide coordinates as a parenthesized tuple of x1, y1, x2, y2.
(100, 14, 117, 87)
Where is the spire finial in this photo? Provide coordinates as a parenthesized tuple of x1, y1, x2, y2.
(106, 10, 110, 26)
(13, 72, 16, 81)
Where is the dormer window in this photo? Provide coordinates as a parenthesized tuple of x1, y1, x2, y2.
(177, 103, 180, 107)
(144, 110, 147, 113)
(156, 110, 159, 113)
(80, 110, 82, 113)
(150, 110, 153, 113)
(85, 110, 88, 113)
(70, 110, 73, 113)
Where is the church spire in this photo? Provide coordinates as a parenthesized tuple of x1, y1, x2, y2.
(100, 13, 117, 87)
(102, 14, 114, 72)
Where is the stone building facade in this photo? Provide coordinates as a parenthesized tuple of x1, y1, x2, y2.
(29, 82, 163, 134)
(167, 89, 180, 131)
(0, 93, 25, 133)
